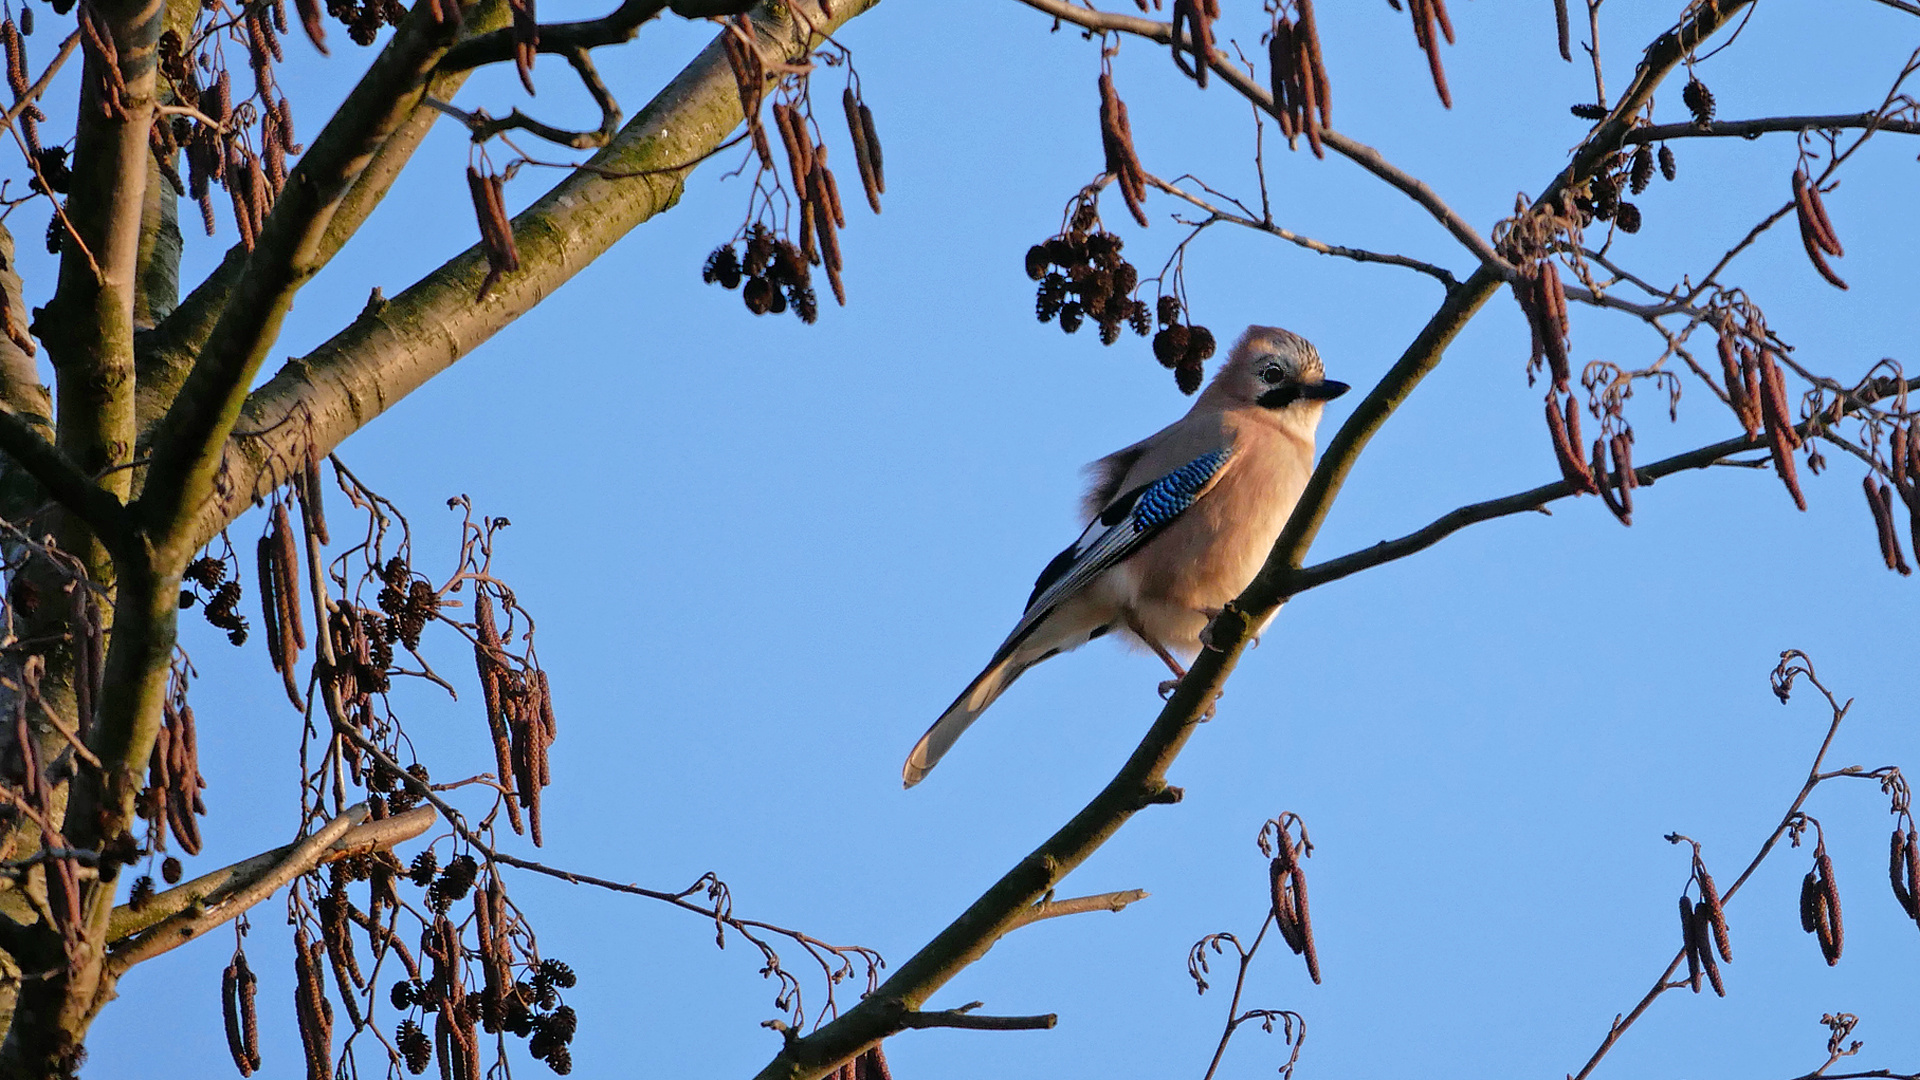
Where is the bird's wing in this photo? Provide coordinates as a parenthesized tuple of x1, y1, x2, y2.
(992, 446, 1237, 661)
(1080, 438, 1152, 523)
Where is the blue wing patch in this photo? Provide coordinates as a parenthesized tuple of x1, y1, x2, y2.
(1130, 449, 1231, 533)
(996, 447, 1235, 663)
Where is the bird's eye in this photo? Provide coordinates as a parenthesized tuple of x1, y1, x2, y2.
(1259, 365, 1288, 384)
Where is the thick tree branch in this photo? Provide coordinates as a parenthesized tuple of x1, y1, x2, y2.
(32, 0, 160, 583)
(0, 410, 130, 548)
(104, 804, 435, 973)
(135, 2, 469, 563)
(178, 0, 879, 555)
(133, 0, 514, 436)
(1626, 113, 1920, 143)
(104, 805, 433, 945)
(0, 225, 54, 523)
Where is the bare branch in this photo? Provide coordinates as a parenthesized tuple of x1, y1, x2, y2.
(899, 1007, 1058, 1032)
(104, 805, 435, 974)
(1627, 113, 1920, 143)
(438, 0, 668, 72)
(1006, 889, 1149, 929)
(1145, 174, 1462, 289)
(0, 408, 131, 548)
(427, 46, 623, 149)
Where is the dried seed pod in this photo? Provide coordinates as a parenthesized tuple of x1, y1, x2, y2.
(1792, 169, 1847, 289)
(3, 20, 24, 101)
(1692, 903, 1725, 996)
(1658, 144, 1677, 181)
(857, 103, 883, 193)
(510, 0, 536, 94)
(843, 87, 881, 215)
(1615, 201, 1642, 234)
(815, 144, 845, 229)
(1890, 827, 1914, 918)
(1892, 424, 1911, 497)
(1593, 437, 1629, 525)
(1610, 433, 1635, 518)
(293, 0, 326, 52)
(1815, 845, 1843, 965)
(1799, 869, 1821, 933)
(1905, 827, 1920, 925)
(1268, 856, 1302, 951)
(272, 502, 305, 650)
(1175, 360, 1203, 395)
(222, 958, 250, 1075)
(1268, 17, 1297, 138)
(1568, 103, 1606, 120)
(1545, 394, 1596, 493)
(1407, 0, 1454, 108)
(1169, 0, 1211, 87)
(1679, 895, 1702, 993)
(1757, 356, 1806, 510)
(1716, 321, 1759, 439)
(256, 534, 285, 674)
(1553, 0, 1570, 61)
(1628, 145, 1654, 194)
(1682, 76, 1713, 125)
(293, 928, 334, 1080)
(1695, 866, 1732, 963)
(771, 102, 811, 204)
(1865, 476, 1909, 574)
(1290, 861, 1320, 984)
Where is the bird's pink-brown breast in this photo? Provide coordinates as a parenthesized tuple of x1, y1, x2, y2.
(1114, 413, 1316, 653)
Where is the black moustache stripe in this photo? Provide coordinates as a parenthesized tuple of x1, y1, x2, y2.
(1257, 385, 1302, 409)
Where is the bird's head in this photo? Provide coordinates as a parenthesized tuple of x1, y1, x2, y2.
(1202, 325, 1349, 413)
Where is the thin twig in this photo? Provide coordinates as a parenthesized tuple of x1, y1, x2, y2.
(1006, 889, 1149, 929)
(1146, 174, 1462, 289)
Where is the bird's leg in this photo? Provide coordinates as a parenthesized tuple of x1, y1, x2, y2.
(1124, 612, 1188, 699)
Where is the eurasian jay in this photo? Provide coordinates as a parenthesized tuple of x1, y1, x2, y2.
(903, 326, 1347, 787)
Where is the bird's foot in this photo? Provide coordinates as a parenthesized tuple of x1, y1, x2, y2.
(1158, 677, 1182, 700)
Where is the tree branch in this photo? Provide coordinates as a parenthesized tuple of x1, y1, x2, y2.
(135, 2, 469, 563)
(31, 0, 158, 581)
(177, 0, 881, 556)
(438, 0, 667, 72)
(0, 409, 130, 550)
(103, 804, 435, 974)
(1145, 174, 1461, 289)
(427, 45, 623, 149)
(898, 1007, 1058, 1032)
(1626, 113, 1920, 143)
(1005, 889, 1149, 929)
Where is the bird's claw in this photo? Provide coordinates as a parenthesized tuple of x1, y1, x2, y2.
(1158, 678, 1182, 700)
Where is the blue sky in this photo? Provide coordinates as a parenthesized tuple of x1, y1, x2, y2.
(34, 0, 1920, 1076)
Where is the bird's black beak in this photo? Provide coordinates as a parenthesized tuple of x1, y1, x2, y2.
(1302, 379, 1350, 401)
